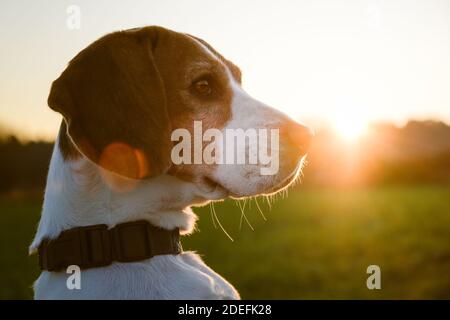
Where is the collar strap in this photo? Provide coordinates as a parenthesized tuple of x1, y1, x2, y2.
(38, 220, 182, 271)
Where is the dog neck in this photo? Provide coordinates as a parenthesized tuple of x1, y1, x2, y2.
(30, 133, 198, 253)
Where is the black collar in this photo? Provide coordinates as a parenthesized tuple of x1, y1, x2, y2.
(38, 220, 182, 271)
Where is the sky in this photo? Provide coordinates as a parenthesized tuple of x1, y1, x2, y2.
(0, 0, 449, 140)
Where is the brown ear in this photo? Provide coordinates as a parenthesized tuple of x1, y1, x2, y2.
(48, 27, 172, 179)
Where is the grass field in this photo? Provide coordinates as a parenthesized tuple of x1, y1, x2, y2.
(1, 185, 450, 299)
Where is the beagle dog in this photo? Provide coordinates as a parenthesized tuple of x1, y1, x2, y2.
(30, 26, 312, 299)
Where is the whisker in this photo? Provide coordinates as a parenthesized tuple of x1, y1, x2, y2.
(237, 199, 254, 231)
(212, 204, 234, 241)
(265, 195, 272, 210)
(254, 197, 267, 221)
(236, 201, 244, 229)
(209, 203, 217, 229)
(242, 199, 248, 211)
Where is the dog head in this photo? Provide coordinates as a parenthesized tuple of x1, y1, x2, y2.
(49, 26, 312, 202)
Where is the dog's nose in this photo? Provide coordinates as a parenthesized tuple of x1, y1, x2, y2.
(284, 121, 314, 155)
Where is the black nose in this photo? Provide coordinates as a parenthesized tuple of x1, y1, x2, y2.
(284, 121, 314, 155)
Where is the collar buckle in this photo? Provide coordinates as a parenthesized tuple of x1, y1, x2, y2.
(111, 221, 152, 262)
(78, 224, 112, 268)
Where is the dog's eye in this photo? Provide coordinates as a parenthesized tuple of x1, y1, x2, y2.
(194, 79, 212, 95)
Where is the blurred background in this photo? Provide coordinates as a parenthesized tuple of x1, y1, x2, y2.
(1, 0, 450, 299)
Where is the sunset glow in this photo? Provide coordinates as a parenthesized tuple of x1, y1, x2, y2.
(333, 115, 369, 142)
(1, 0, 450, 140)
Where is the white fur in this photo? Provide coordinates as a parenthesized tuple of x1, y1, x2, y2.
(212, 77, 302, 197)
(31, 134, 239, 299)
(191, 38, 304, 198)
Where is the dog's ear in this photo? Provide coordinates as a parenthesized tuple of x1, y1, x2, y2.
(48, 27, 172, 179)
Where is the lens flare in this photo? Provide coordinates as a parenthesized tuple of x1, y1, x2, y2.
(98, 142, 149, 192)
(333, 113, 369, 143)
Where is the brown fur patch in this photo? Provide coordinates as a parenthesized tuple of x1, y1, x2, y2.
(49, 26, 238, 182)
(49, 27, 172, 178)
(153, 31, 237, 182)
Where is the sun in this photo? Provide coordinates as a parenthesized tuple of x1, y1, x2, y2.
(333, 113, 369, 142)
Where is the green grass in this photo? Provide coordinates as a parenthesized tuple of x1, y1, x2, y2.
(0, 193, 41, 300)
(1, 185, 450, 299)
